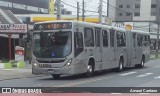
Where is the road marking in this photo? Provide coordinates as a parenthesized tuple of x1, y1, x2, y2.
(154, 76, 160, 79)
(119, 72, 137, 76)
(53, 76, 113, 87)
(37, 84, 42, 86)
(136, 73, 153, 77)
(139, 93, 150, 94)
(140, 65, 160, 72)
(111, 93, 122, 94)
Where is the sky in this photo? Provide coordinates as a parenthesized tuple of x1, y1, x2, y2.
(61, 0, 108, 16)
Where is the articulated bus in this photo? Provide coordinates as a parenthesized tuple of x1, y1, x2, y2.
(31, 20, 150, 78)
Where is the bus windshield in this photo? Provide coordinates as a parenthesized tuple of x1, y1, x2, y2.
(33, 31, 72, 58)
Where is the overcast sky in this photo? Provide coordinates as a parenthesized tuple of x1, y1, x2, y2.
(61, 0, 108, 16)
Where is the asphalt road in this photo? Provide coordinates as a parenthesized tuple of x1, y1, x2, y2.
(0, 59, 160, 88)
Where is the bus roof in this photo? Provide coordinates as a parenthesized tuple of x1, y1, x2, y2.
(113, 27, 150, 34)
(34, 20, 150, 34)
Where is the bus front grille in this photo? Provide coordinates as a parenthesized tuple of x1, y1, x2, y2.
(39, 64, 51, 68)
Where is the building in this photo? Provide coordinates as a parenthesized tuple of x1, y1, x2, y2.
(0, 9, 26, 60)
(109, 0, 160, 22)
(0, 0, 72, 15)
(109, 0, 160, 50)
(0, 0, 72, 29)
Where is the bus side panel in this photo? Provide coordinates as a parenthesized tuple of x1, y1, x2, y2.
(125, 32, 131, 66)
(114, 31, 127, 68)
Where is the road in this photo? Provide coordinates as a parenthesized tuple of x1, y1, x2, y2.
(0, 59, 160, 89)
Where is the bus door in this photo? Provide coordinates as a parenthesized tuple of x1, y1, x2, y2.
(131, 32, 137, 65)
(102, 30, 111, 69)
(109, 29, 116, 68)
(95, 28, 103, 69)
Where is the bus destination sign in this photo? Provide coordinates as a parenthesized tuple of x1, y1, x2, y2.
(34, 22, 72, 30)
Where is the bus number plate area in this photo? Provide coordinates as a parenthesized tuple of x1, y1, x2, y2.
(39, 64, 51, 68)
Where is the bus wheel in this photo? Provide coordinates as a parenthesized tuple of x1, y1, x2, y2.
(135, 57, 145, 68)
(85, 64, 94, 77)
(117, 59, 123, 72)
(52, 74, 60, 79)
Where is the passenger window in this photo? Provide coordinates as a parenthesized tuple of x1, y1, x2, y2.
(84, 28, 94, 47)
(132, 33, 136, 47)
(95, 28, 101, 47)
(103, 30, 108, 47)
(116, 31, 126, 47)
(74, 32, 84, 57)
(137, 34, 143, 46)
(110, 29, 115, 47)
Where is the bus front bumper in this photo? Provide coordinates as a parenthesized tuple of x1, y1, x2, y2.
(32, 66, 75, 75)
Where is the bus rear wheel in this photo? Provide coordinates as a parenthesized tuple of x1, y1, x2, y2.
(52, 74, 60, 79)
(135, 57, 145, 68)
(116, 59, 124, 72)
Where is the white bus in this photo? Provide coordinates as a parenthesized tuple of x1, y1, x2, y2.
(31, 20, 150, 78)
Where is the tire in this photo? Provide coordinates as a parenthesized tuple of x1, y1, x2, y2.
(85, 64, 94, 77)
(52, 74, 60, 79)
(135, 57, 145, 68)
(117, 59, 123, 72)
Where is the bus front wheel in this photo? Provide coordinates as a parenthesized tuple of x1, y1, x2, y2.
(85, 64, 94, 77)
(52, 74, 60, 79)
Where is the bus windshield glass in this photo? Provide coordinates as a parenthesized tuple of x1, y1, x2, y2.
(33, 31, 72, 58)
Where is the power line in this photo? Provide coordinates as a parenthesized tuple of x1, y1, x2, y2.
(61, 1, 98, 13)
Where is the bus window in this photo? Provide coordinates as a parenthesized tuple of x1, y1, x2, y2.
(84, 28, 94, 47)
(95, 28, 101, 47)
(132, 33, 136, 47)
(110, 30, 115, 47)
(74, 32, 84, 57)
(103, 30, 108, 47)
(145, 35, 150, 46)
(116, 31, 126, 47)
(137, 34, 143, 46)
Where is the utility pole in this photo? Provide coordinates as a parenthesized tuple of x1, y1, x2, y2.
(107, 0, 109, 17)
(155, 22, 160, 58)
(77, 2, 80, 21)
(99, 0, 103, 23)
(149, 22, 151, 33)
(82, 0, 85, 21)
(155, 1, 160, 58)
(57, 0, 61, 20)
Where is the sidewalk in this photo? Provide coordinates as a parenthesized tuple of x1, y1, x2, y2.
(0, 61, 42, 81)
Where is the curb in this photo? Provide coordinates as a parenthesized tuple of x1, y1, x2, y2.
(0, 72, 47, 81)
(0, 76, 42, 81)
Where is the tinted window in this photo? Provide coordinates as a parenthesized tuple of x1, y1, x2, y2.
(74, 32, 84, 57)
(103, 30, 108, 47)
(110, 30, 115, 47)
(132, 33, 136, 47)
(117, 31, 126, 47)
(137, 34, 143, 46)
(84, 28, 94, 47)
(95, 28, 101, 47)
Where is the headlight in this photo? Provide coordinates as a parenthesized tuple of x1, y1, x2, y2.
(33, 63, 38, 67)
(65, 59, 72, 67)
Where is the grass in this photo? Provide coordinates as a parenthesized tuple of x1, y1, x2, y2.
(150, 54, 160, 60)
